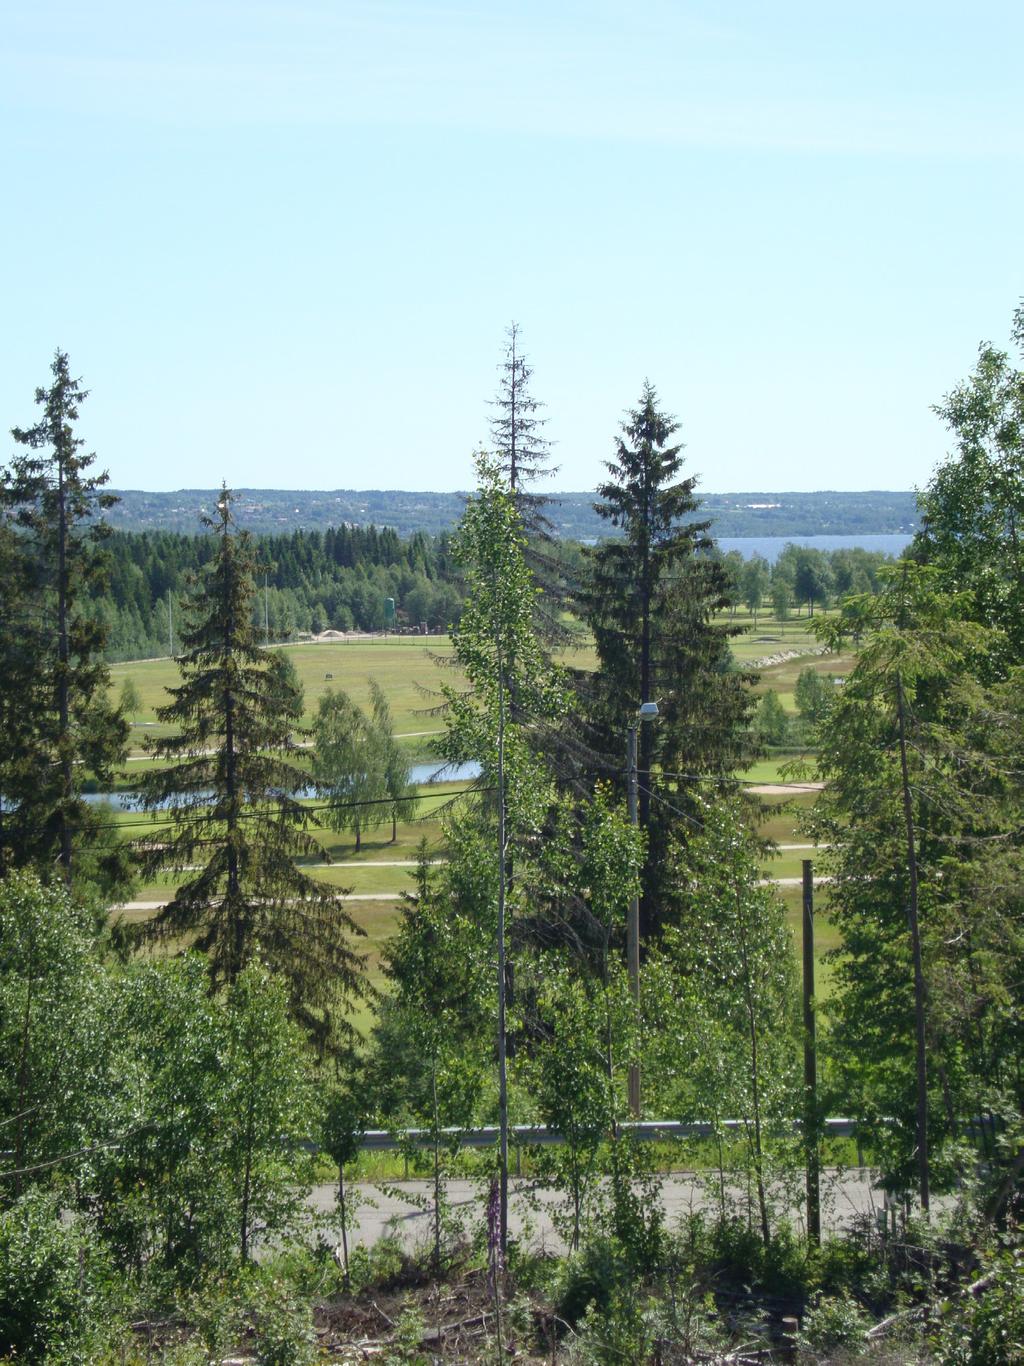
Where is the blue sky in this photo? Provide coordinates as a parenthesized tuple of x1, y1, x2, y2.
(1, 1, 1021, 493)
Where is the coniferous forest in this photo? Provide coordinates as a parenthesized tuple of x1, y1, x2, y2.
(2, 312, 1024, 1363)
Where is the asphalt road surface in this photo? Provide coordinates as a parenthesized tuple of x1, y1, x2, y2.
(308, 1168, 893, 1255)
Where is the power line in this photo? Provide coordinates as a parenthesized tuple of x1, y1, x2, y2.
(48, 784, 493, 836)
(647, 769, 824, 791)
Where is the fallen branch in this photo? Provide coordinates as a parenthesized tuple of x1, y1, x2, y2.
(866, 1269, 997, 1341)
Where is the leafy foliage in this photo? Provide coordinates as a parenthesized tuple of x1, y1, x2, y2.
(810, 566, 1024, 1199)
(917, 303, 1024, 662)
(312, 687, 384, 851)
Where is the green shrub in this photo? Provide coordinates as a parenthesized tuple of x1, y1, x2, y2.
(344, 1233, 407, 1294)
(250, 1278, 318, 1366)
(798, 1291, 869, 1355)
(0, 1189, 113, 1364)
(555, 1236, 623, 1325)
(384, 1303, 428, 1364)
(934, 1246, 1024, 1365)
(669, 1213, 814, 1306)
(568, 1286, 654, 1365)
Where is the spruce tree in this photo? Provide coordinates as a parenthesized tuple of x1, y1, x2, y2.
(1, 351, 127, 886)
(489, 322, 572, 648)
(138, 487, 365, 1047)
(577, 381, 757, 939)
(490, 322, 556, 514)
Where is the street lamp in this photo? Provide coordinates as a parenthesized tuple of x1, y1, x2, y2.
(627, 699, 659, 1118)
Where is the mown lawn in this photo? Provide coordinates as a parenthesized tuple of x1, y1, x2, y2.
(102, 612, 854, 1030)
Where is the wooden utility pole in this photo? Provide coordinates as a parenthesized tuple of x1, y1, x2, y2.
(802, 859, 821, 1244)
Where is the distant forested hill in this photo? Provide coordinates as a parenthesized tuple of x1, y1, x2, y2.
(105, 488, 919, 539)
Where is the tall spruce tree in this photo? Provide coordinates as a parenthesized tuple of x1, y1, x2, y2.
(490, 322, 555, 513)
(489, 322, 572, 649)
(578, 381, 757, 939)
(138, 487, 365, 1048)
(0, 521, 46, 874)
(1, 352, 127, 886)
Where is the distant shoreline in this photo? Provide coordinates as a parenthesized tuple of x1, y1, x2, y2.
(716, 533, 913, 562)
(104, 488, 920, 541)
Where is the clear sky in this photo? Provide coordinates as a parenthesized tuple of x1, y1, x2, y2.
(1, 1, 1021, 494)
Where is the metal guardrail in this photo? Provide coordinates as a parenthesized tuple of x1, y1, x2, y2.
(357, 1118, 858, 1152)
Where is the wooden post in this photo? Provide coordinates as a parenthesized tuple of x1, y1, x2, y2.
(803, 859, 821, 1244)
(780, 1316, 800, 1362)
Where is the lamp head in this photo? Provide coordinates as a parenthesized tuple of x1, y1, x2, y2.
(638, 701, 659, 721)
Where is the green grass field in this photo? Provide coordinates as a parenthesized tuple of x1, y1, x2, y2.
(110, 638, 459, 757)
(108, 607, 830, 746)
(103, 609, 849, 1030)
(110, 633, 601, 765)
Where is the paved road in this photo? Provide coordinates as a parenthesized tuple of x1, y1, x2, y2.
(308, 1170, 887, 1254)
(764, 876, 834, 887)
(115, 893, 406, 911)
(748, 783, 824, 795)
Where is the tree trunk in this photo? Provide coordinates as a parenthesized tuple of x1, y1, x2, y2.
(495, 632, 509, 1256)
(240, 1086, 255, 1262)
(739, 903, 771, 1246)
(15, 975, 33, 1197)
(896, 672, 930, 1213)
(338, 1164, 350, 1290)
(57, 457, 72, 883)
(432, 1061, 442, 1276)
(224, 677, 243, 978)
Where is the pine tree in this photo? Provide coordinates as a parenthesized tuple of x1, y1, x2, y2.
(0, 351, 128, 886)
(577, 381, 757, 939)
(138, 487, 366, 1048)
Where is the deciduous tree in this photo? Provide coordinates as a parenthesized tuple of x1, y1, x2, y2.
(311, 688, 383, 853)
(440, 452, 567, 1250)
(368, 679, 417, 843)
(916, 304, 1024, 663)
(742, 554, 771, 628)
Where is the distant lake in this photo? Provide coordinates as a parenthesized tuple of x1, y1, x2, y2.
(82, 760, 482, 811)
(718, 534, 914, 562)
